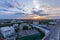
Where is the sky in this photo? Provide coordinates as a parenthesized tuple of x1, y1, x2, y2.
(0, 0, 60, 19)
(0, 0, 60, 14)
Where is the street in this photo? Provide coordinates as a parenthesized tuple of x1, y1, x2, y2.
(44, 23, 60, 40)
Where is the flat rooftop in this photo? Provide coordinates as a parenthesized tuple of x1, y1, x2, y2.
(18, 30, 40, 37)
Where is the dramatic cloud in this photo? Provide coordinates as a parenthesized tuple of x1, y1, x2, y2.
(0, 0, 60, 19)
(0, 0, 25, 14)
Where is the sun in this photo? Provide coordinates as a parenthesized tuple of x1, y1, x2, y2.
(33, 0, 40, 10)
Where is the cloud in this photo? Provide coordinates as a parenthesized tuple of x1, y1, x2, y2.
(0, 0, 60, 15)
(38, 2, 60, 14)
(0, 0, 26, 14)
(44, 7, 60, 14)
(33, 0, 40, 10)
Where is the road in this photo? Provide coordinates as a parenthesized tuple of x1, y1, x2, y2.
(44, 23, 60, 40)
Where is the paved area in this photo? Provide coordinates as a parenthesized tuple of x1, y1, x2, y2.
(44, 23, 60, 40)
(18, 30, 39, 37)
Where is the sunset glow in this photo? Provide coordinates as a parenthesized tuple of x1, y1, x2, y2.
(0, 0, 60, 19)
